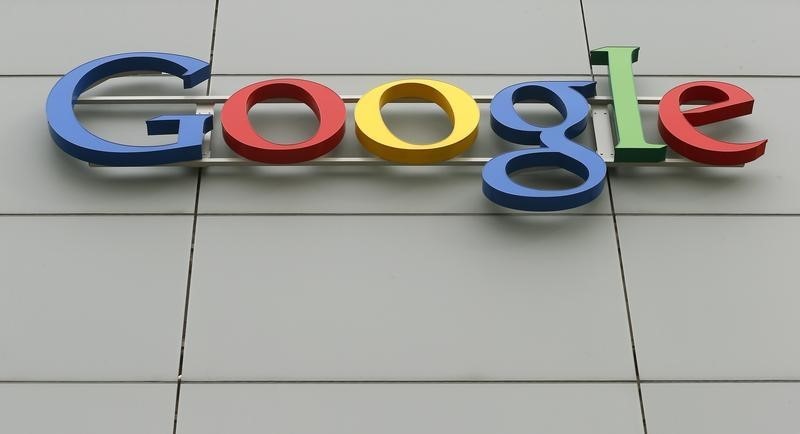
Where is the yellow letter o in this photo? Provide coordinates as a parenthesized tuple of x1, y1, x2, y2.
(354, 79, 479, 163)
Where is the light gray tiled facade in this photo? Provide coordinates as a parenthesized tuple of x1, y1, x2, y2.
(2, 1, 798, 433)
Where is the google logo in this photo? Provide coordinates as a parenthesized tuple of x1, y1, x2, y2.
(46, 47, 767, 212)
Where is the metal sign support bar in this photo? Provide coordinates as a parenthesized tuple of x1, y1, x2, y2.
(78, 95, 736, 168)
(76, 95, 662, 105)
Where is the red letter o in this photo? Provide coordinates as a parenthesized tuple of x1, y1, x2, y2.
(221, 79, 346, 163)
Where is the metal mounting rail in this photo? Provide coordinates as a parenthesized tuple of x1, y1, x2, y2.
(78, 94, 739, 168)
(75, 95, 662, 105)
(148, 156, 717, 168)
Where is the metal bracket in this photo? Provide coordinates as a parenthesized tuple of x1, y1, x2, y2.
(194, 103, 215, 159)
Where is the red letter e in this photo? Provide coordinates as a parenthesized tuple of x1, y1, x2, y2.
(658, 81, 766, 165)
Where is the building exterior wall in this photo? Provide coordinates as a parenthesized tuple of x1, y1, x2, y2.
(1, 1, 798, 433)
